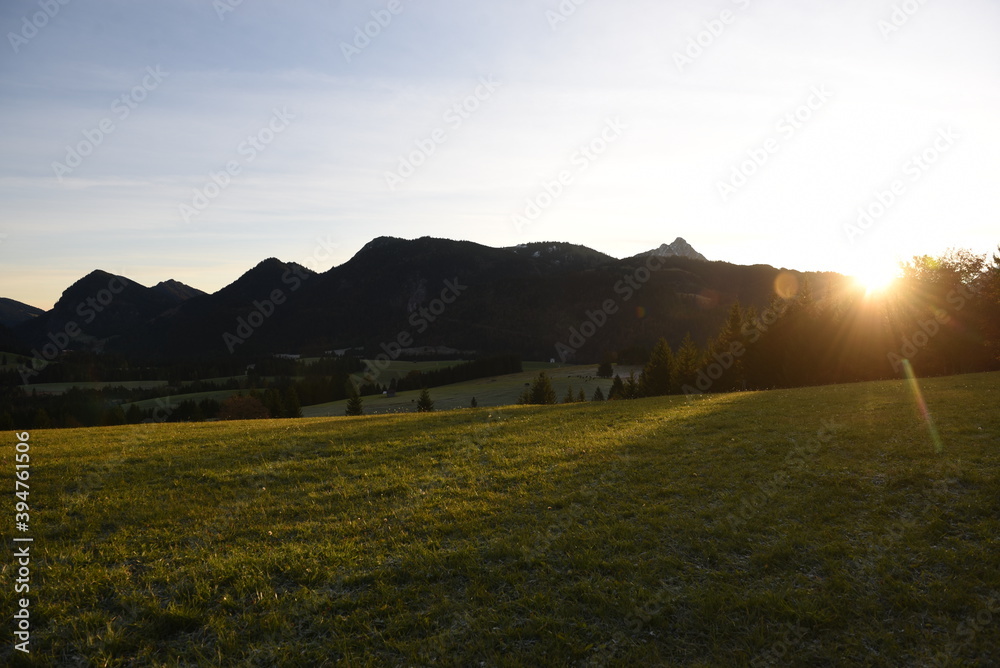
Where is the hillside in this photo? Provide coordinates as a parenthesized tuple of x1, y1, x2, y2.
(8, 371, 999, 664)
(0, 297, 44, 328)
(7, 236, 847, 362)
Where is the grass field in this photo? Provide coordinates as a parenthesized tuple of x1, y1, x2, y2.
(4, 372, 999, 665)
(305, 363, 638, 417)
(20, 381, 171, 396)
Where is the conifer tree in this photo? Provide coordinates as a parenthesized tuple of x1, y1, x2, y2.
(525, 372, 557, 404)
(608, 374, 625, 400)
(640, 338, 674, 396)
(671, 334, 704, 394)
(345, 382, 364, 416)
(416, 388, 435, 412)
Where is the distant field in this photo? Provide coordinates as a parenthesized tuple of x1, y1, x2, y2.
(306, 363, 639, 417)
(122, 389, 239, 412)
(21, 380, 170, 395)
(6, 371, 998, 665)
(0, 352, 32, 371)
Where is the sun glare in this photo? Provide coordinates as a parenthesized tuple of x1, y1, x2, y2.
(852, 264, 899, 295)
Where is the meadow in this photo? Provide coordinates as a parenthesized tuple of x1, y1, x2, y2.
(3, 371, 998, 666)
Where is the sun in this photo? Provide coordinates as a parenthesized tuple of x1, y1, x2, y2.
(852, 263, 899, 295)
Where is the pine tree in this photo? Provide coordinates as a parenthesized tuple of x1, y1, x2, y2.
(283, 387, 302, 418)
(470, 396, 478, 408)
(608, 374, 625, 400)
(640, 338, 674, 396)
(671, 333, 704, 394)
(527, 372, 557, 405)
(345, 383, 364, 416)
(563, 386, 576, 404)
(125, 404, 142, 424)
(705, 302, 747, 392)
(592, 386, 605, 401)
(625, 371, 641, 399)
(577, 389, 586, 402)
(416, 388, 435, 412)
(596, 356, 614, 378)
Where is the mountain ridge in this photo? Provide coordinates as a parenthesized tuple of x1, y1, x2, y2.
(6, 236, 845, 362)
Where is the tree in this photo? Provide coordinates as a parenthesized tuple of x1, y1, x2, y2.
(470, 396, 478, 408)
(596, 356, 614, 378)
(671, 334, 704, 393)
(125, 403, 143, 424)
(625, 371, 641, 399)
(608, 375, 625, 400)
(592, 386, 605, 401)
(32, 408, 50, 430)
(563, 386, 576, 404)
(640, 338, 674, 397)
(218, 395, 269, 421)
(416, 388, 435, 412)
(283, 387, 302, 418)
(577, 389, 586, 402)
(704, 302, 747, 392)
(521, 372, 557, 405)
(345, 383, 364, 416)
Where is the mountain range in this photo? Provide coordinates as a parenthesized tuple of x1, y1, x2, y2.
(3, 236, 844, 362)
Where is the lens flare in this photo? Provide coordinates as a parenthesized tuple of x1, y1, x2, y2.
(902, 359, 943, 454)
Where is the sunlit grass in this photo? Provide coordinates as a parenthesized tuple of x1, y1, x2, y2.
(3, 372, 999, 665)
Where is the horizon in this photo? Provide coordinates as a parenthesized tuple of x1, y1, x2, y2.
(0, 233, 948, 312)
(2, 1, 998, 310)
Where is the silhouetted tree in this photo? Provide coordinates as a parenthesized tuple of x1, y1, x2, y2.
(416, 388, 434, 412)
(345, 383, 364, 416)
(608, 375, 625, 400)
(640, 338, 674, 396)
(218, 395, 269, 421)
(521, 372, 556, 405)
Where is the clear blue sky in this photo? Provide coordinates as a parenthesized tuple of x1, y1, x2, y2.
(2, 0, 998, 309)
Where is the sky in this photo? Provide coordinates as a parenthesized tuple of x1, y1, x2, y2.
(1, 0, 998, 310)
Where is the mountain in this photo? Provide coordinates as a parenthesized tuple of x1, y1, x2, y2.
(503, 241, 617, 272)
(152, 279, 206, 302)
(115, 258, 317, 359)
(13, 270, 204, 352)
(5, 237, 849, 363)
(646, 237, 708, 262)
(0, 298, 44, 328)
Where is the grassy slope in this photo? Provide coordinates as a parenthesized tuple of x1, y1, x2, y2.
(4, 372, 999, 666)
(304, 363, 638, 417)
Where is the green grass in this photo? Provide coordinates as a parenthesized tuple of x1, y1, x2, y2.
(0, 352, 33, 372)
(21, 380, 171, 395)
(4, 372, 999, 665)
(307, 363, 637, 416)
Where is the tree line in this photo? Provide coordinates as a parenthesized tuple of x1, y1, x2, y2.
(606, 248, 1000, 399)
